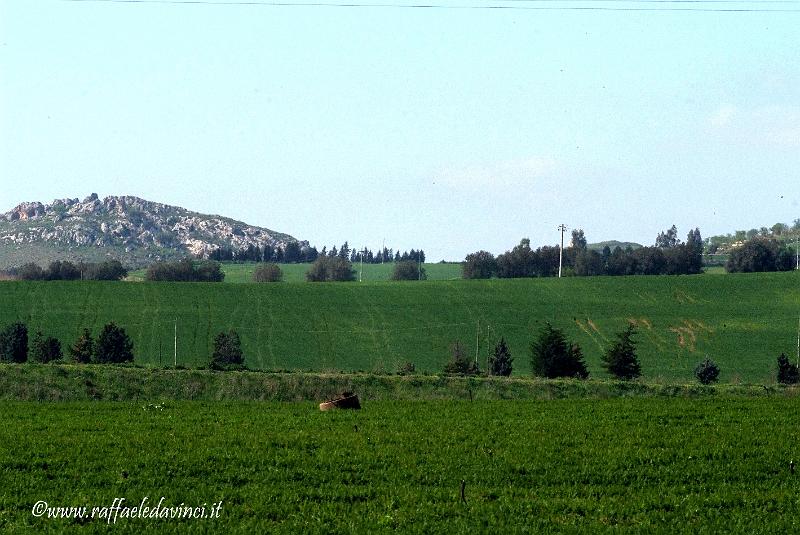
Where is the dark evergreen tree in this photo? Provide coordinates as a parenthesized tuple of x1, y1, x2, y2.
(0, 322, 28, 363)
(694, 357, 720, 385)
(210, 330, 245, 370)
(686, 228, 704, 274)
(777, 353, 800, 385)
(30, 331, 62, 363)
(489, 337, 513, 376)
(94, 322, 134, 364)
(339, 241, 350, 260)
(68, 328, 94, 364)
(529, 323, 588, 379)
(601, 324, 641, 380)
(283, 242, 302, 263)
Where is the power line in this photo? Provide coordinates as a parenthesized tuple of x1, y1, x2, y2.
(57, 0, 800, 11)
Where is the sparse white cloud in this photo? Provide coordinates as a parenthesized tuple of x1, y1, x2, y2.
(709, 104, 737, 127)
(708, 104, 800, 148)
(436, 157, 559, 191)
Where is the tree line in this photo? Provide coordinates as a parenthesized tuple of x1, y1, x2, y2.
(0, 320, 245, 371)
(463, 226, 705, 279)
(9, 260, 128, 281)
(207, 241, 426, 266)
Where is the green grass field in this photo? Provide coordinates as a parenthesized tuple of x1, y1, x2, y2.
(127, 262, 463, 283)
(1, 271, 798, 382)
(3, 399, 800, 533)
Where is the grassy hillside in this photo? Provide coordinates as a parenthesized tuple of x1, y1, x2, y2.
(127, 262, 463, 283)
(1, 272, 798, 381)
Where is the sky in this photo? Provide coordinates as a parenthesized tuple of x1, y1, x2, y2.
(1, 0, 799, 261)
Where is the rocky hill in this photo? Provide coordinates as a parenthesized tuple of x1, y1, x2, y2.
(0, 194, 303, 269)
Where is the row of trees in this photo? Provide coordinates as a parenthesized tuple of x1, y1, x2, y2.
(11, 260, 128, 281)
(0, 322, 134, 364)
(463, 227, 704, 279)
(0, 320, 247, 371)
(207, 241, 426, 266)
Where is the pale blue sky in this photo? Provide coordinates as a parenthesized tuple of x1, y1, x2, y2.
(2, 0, 799, 260)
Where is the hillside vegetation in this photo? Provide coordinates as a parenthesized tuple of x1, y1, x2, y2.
(1, 272, 798, 382)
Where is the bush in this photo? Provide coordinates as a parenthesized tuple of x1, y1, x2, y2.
(777, 353, 799, 385)
(391, 260, 426, 281)
(30, 331, 62, 363)
(68, 328, 94, 364)
(210, 330, 246, 370)
(397, 361, 416, 375)
(489, 337, 513, 376)
(305, 256, 356, 282)
(253, 263, 283, 282)
(530, 323, 588, 379)
(0, 322, 28, 363)
(443, 341, 480, 376)
(694, 358, 720, 385)
(601, 324, 642, 380)
(94, 322, 134, 364)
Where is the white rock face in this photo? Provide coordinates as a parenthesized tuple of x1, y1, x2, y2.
(0, 194, 303, 261)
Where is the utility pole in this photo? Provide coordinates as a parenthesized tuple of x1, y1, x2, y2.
(795, 234, 799, 270)
(382, 238, 385, 264)
(173, 318, 177, 368)
(359, 247, 365, 282)
(558, 224, 567, 278)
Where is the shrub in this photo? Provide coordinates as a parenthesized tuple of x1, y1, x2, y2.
(443, 341, 480, 376)
(489, 337, 513, 376)
(30, 331, 62, 363)
(0, 322, 28, 363)
(94, 322, 134, 364)
(68, 328, 94, 364)
(397, 361, 416, 375)
(391, 261, 426, 281)
(601, 324, 642, 380)
(777, 353, 799, 385)
(253, 263, 283, 282)
(210, 330, 245, 370)
(530, 323, 588, 379)
(695, 358, 720, 385)
(306, 256, 355, 282)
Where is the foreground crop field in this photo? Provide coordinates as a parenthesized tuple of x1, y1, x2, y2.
(2, 399, 800, 533)
(0, 271, 798, 381)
